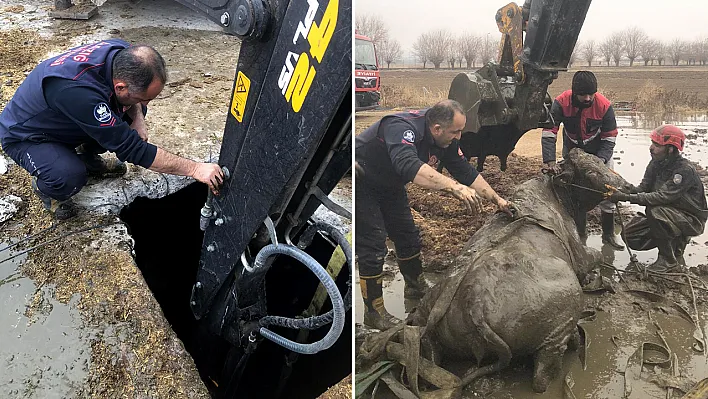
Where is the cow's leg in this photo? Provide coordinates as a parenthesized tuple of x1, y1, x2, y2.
(459, 319, 511, 387)
(532, 344, 565, 393)
(476, 155, 487, 172)
(499, 154, 509, 171)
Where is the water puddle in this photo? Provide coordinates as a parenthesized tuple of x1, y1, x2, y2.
(0, 241, 92, 398)
(355, 114, 708, 397)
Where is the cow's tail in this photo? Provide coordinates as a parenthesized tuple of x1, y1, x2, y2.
(459, 306, 512, 387)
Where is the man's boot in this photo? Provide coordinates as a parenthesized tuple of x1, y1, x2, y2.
(672, 236, 688, 266)
(360, 274, 402, 330)
(76, 144, 127, 178)
(601, 212, 625, 250)
(398, 254, 428, 312)
(647, 240, 678, 272)
(32, 176, 77, 220)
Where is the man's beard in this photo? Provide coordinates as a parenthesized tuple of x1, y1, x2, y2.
(572, 95, 593, 109)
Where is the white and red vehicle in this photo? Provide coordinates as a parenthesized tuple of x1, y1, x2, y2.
(354, 33, 380, 110)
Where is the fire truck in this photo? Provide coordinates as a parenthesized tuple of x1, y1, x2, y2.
(354, 33, 380, 110)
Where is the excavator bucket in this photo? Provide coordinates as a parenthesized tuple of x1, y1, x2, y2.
(522, 0, 591, 70)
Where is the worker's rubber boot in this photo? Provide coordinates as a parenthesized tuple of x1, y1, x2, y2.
(31, 176, 77, 220)
(574, 211, 588, 243)
(76, 144, 127, 178)
(399, 254, 428, 313)
(673, 236, 689, 266)
(647, 241, 678, 272)
(360, 274, 402, 331)
(601, 212, 625, 251)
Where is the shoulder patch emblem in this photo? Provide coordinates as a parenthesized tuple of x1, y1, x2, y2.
(673, 174, 683, 184)
(402, 129, 415, 143)
(94, 102, 112, 123)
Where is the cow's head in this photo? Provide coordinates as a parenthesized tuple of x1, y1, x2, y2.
(552, 148, 631, 213)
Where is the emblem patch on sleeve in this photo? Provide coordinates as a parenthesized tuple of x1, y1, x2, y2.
(402, 130, 415, 143)
(673, 174, 683, 184)
(94, 102, 112, 123)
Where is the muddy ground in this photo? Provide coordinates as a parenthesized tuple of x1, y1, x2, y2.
(1, 0, 350, 397)
(376, 67, 708, 111)
(354, 108, 708, 397)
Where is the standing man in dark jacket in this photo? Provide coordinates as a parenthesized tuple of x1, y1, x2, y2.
(355, 99, 514, 330)
(541, 70, 624, 250)
(0, 40, 224, 220)
(606, 125, 707, 271)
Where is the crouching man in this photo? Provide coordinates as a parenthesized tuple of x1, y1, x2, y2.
(606, 125, 707, 271)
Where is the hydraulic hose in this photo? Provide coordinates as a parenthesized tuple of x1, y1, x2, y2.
(255, 244, 345, 354)
(259, 222, 352, 331)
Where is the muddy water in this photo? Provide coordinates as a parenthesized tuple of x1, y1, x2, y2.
(355, 114, 708, 397)
(0, 242, 91, 398)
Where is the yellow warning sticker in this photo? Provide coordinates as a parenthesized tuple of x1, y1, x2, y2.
(230, 71, 250, 122)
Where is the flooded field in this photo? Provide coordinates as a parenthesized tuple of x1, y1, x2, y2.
(0, 242, 90, 398)
(355, 113, 708, 398)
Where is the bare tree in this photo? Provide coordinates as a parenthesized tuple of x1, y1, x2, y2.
(419, 29, 452, 69)
(581, 40, 596, 66)
(639, 38, 660, 66)
(447, 36, 463, 69)
(355, 14, 388, 45)
(460, 33, 482, 68)
(608, 32, 624, 66)
(412, 34, 431, 68)
(568, 45, 579, 68)
(479, 33, 496, 65)
(697, 37, 708, 66)
(377, 38, 403, 69)
(622, 27, 646, 66)
(669, 38, 686, 66)
(656, 41, 667, 66)
(599, 38, 613, 66)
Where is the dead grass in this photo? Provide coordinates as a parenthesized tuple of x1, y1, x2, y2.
(380, 84, 448, 109)
(634, 80, 708, 114)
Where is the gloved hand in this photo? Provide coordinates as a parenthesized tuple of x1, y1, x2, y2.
(604, 184, 630, 203)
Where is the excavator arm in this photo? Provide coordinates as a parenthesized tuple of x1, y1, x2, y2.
(448, 0, 591, 172)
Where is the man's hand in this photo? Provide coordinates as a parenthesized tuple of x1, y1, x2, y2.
(603, 184, 630, 203)
(496, 197, 516, 217)
(542, 161, 562, 175)
(192, 163, 225, 195)
(131, 118, 148, 142)
(448, 184, 482, 214)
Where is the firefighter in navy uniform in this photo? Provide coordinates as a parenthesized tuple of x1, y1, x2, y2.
(606, 125, 707, 272)
(541, 70, 625, 250)
(355, 99, 514, 330)
(0, 40, 224, 220)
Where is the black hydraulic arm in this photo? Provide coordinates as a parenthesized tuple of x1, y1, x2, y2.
(188, 0, 352, 326)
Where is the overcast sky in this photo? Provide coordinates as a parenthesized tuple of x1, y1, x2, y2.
(355, 0, 708, 55)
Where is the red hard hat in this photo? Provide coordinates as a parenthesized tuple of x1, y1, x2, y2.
(650, 124, 685, 151)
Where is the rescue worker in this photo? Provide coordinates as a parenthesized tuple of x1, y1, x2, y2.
(356, 99, 514, 330)
(605, 125, 707, 271)
(0, 40, 224, 220)
(541, 71, 624, 250)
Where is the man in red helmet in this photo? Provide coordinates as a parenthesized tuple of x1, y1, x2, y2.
(606, 125, 707, 271)
(542, 70, 624, 250)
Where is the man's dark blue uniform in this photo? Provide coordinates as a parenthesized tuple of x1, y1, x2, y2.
(355, 109, 478, 276)
(0, 40, 156, 201)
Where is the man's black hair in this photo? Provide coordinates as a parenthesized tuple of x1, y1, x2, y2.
(112, 45, 167, 93)
(426, 99, 465, 129)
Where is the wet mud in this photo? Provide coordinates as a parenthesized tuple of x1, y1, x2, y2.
(355, 112, 708, 397)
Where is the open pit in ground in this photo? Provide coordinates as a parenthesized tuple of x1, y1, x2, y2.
(0, 0, 352, 397)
